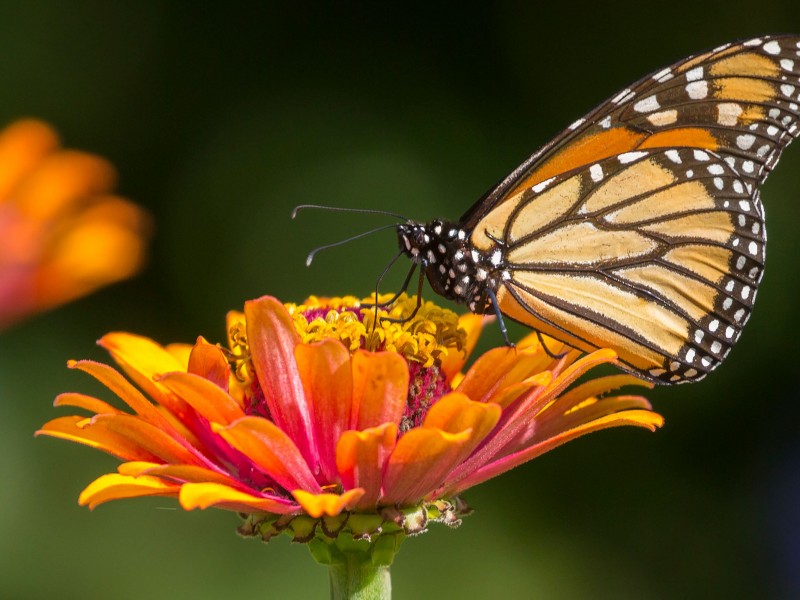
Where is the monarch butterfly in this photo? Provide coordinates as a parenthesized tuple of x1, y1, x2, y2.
(299, 35, 800, 385)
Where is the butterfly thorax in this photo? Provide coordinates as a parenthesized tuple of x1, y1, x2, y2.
(397, 219, 507, 313)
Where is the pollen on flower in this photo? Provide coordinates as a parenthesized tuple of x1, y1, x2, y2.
(283, 293, 467, 368)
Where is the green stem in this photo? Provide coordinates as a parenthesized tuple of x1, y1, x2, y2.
(328, 553, 391, 600)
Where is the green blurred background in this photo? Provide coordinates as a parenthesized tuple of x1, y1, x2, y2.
(2, 2, 800, 598)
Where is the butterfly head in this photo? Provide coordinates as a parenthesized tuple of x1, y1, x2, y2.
(397, 219, 504, 313)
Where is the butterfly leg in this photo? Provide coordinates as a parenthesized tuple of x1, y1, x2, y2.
(377, 265, 427, 325)
(364, 258, 417, 310)
(486, 287, 514, 348)
(535, 330, 568, 359)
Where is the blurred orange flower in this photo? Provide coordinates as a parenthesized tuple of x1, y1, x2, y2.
(0, 119, 150, 329)
(37, 293, 662, 542)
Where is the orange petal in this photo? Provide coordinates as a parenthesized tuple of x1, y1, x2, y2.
(54, 392, 121, 415)
(423, 392, 500, 438)
(97, 333, 189, 414)
(118, 462, 252, 488)
(291, 488, 365, 518)
(179, 482, 296, 514)
(95, 414, 201, 466)
(421, 393, 502, 482)
(67, 359, 172, 429)
(336, 423, 397, 508)
(295, 339, 352, 483)
(447, 409, 664, 496)
(214, 416, 321, 494)
(455, 346, 518, 402)
(550, 374, 653, 413)
(535, 395, 656, 441)
(15, 150, 116, 221)
(485, 377, 547, 409)
(0, 119, 59, 202)
(116, 460, 161, 475)
(165, 343, 193, 368)
(79, 473, 179, 509)
(382, 428, 472, 505)
(187, 339, 230, 392)
(36, 415, 160, 462)
(440, 314, 486, 382)
(34, 200, 149, 308)
(350, 349, 408, 430)
(546, 349, 619, 398)
(157, 371, 244, 426)
(244, 296, 316, 466)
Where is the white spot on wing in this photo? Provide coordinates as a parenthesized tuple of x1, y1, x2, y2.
(653, 68, 673, 82)
(763, 40, 782, 55)
(618, 151, 648, 164)
(736, 134, 756, 150)
(611, 88, 634, 104)
(686, 80, 708, 99)
(589, 164, 604, 182)
(532, 177, 555, 193)
(647, 110, 678, 126)
(633, 95, 660, 113)
(717, 103, 743, 126)
(686, 66, 704, 81)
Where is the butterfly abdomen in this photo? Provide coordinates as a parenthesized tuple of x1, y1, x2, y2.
(397, 219, 509, 313)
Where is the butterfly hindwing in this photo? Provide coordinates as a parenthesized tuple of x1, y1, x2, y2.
(483, 147, 764, 383)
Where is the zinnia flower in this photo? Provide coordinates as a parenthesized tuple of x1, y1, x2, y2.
(0, 119, 150, 330)
(37, 293, 663, 597)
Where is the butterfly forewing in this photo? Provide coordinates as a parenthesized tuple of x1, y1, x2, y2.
(461, 36, 800, 229)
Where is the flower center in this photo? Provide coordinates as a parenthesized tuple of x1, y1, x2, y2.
(286, 293, 466, 368)
(230, 294, 465, 430)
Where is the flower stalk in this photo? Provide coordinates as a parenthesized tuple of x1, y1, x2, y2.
(327, 556, 391, 600)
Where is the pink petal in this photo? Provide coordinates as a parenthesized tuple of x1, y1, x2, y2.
(214, 416, 321, 494)
(295, 339, 352, 483)
(157, 371, 244, 426)
(447, 409, 664, 495)
(244, 296, 317, 468)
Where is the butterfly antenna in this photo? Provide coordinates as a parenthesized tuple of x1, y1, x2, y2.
(292, 204, 409, 222)
(304, 223, 399, 266)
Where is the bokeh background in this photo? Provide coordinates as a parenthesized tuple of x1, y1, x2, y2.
(2, 2, 800, 598)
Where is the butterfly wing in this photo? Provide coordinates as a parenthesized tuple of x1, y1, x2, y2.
(467, 35, 799, 383)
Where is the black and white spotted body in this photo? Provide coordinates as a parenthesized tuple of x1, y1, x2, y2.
(396, 219, 507, 314)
